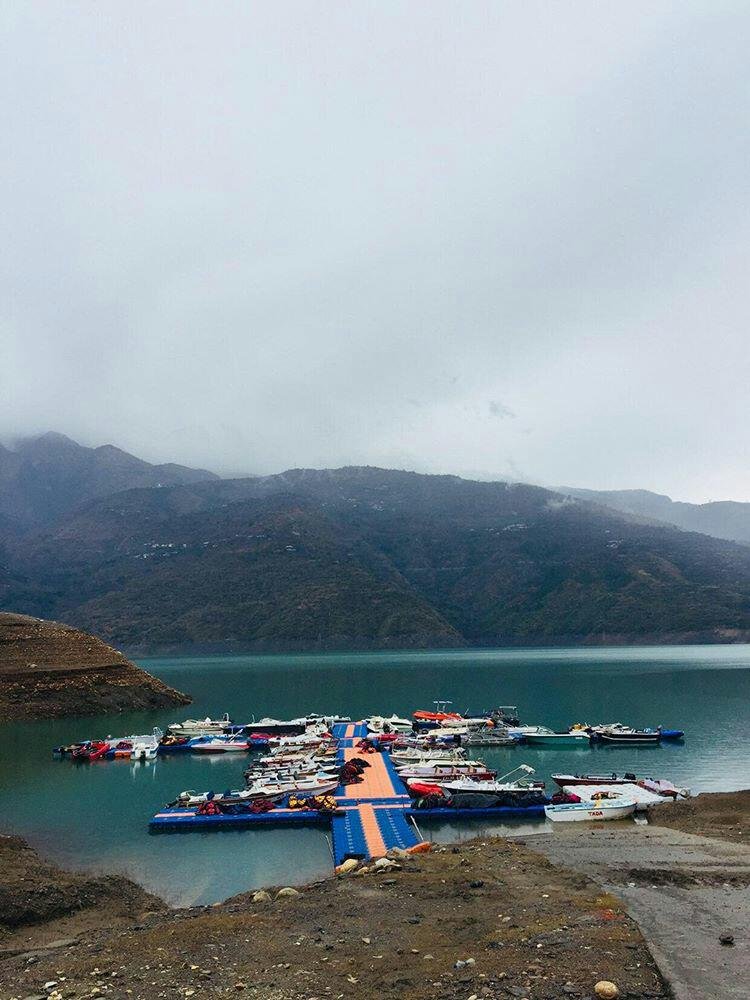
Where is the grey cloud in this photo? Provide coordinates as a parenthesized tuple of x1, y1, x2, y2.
(1, 2, 749, 502)
(488, 401, 516, 420)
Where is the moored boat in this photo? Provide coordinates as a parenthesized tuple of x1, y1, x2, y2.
(544, 797, 637, 822)
(552, 772, 689, 797)
(366, 714, 414, 735)
(390, 746, 470, 764)
(565, 782, 689, 811)
(168, 714, 233, 737)
(552, 771, 639, 788)
(596, 725, 661, 744)
(399, 763, 497, 782)
(189, 735, 254, 753)
(463, 725, 517, 747)
(577, 722, 685, 744)
(524, 728, 590, 747)
(131, 738, 158, 761)
(243, 775, 339, 799)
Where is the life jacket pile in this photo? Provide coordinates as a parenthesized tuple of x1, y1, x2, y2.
(160, 734, 188, 746)
(338, 756, 370, 785)
(288, 793, 338, 812)
(197, 799, 222, 815)
(248, 797, 276, 813)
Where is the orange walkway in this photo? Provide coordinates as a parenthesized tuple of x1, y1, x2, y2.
(340, 747, 401, 800)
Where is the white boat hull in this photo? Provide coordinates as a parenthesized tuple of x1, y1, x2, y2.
(544, 801, 636, 822)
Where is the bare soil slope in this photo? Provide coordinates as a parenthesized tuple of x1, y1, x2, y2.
(0, 612, 190, 720)
(0, 836, 667, 1000)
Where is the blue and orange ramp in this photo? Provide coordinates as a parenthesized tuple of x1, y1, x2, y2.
(331, 731, 429, 867)
(149, 721, 432, 867)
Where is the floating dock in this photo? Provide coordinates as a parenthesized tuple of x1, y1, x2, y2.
(329, 721, 424, 864)
(149, 720, 545, 866)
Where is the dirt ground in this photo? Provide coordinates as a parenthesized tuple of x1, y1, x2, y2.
(0, 613, 189, 720)
(522, 790, 750, 1000)
(0, 834, 666, 1000)
(649, 788, 750, 845)
(6, 790, 750, 1000)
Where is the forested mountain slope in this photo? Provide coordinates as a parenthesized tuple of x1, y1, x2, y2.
(4, 466, 750, 650)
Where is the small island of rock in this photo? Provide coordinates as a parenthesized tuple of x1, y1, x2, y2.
(0, 612, 190, 720)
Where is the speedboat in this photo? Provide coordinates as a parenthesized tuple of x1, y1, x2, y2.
(243, 775, 339, 799)
(544, 796, 636, 822)
(411, 765, 547, 807)
(524, 728, 590, 746)
(390, 746, 469, 763)
(505, 725, 550, 741)
(267, 727, 331, 748)
(413, 700, 463, 729)
(238, 714, 340, 737)
(553, 771, 641, 787)
(552, 772, 689, 797)
(580, 722, 683, 744)
(259, 747, 337, 767)
(189, 735, 253, 753)
(244, 762, 339, 783)
(595, 724, 661, 744)
(435, 764, 544, 795)
(398, 763, 497, 781)
(463, 726, 517, 747)
(175, 789, 249, 807)
(565, 782, 689, 812)
(131, 737, 158, 761)
(366, 714, 414, 735)
(168, 714, 233, 737)
(394, 754, 485, 770)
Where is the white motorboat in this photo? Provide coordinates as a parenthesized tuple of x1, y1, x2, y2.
(268, 728, 330, 748)
(399, 763, 497, 781)
(523, 728, 591, 747)
(432, 724, 470, 738)
(259, 748, 337, 768)
(168, 714, 233, 737)
(176, 789, 248, 806)
(131, 734, 159, 761)
(552, 773, 690, 799)
(189, 736, 253, 754)
(544, 798, 637, 822)
(366, 714, 414, 735)
(244, 763, 339, 784)
(243, 775, 339, 799)
(593, 723, 661, 745)
(390, 746, 469, 763)
(463, 726, 517, 747)
(395, 754, 486, 771)
(435, 765, 544, 795)
(563, 782, 688, 812)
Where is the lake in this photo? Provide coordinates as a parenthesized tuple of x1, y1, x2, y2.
(1, 644, 748, 906)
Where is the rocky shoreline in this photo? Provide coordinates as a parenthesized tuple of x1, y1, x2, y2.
(0, 833, 667, 1000)
(0, 792, 746, 1000)
(0, 613, 190, 720)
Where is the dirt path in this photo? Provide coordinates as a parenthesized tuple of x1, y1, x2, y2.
(0, 835, 667, 1000)
(519, 823, 750, 1000)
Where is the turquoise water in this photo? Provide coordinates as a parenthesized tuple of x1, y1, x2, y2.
(1, 644, 748, 905)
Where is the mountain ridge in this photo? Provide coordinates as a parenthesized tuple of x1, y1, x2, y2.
(5, 461, 750, 651)
(4, 435, 750, 651)
(0, 432, 218, 533)
(562, 487, 750, 545)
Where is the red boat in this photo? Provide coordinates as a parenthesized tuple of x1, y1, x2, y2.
(552, 772, 639, 788)
(413, 710, 462, 722)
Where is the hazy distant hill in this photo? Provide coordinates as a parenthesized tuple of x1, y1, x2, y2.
(562, 487, 750, 545)
(5, 464, 750, 650)
(0, 432, 218, 531)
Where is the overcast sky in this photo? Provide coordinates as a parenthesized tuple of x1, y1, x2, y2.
(2, 3, 749, 502)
